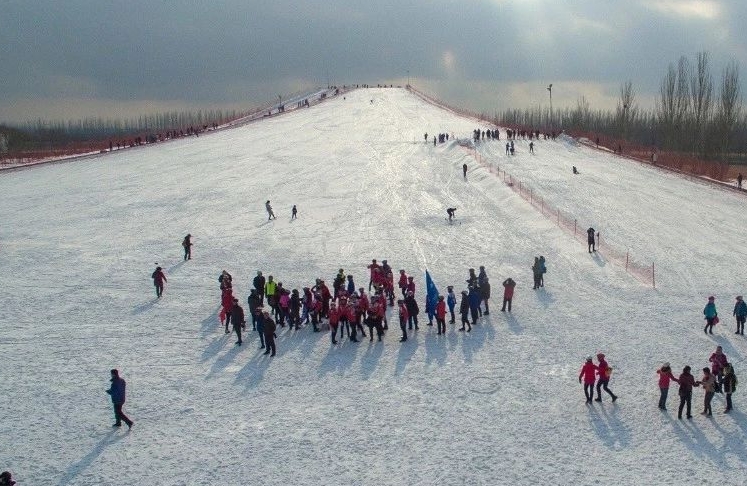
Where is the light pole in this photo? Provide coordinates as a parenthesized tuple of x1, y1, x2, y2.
(547, 84, 553, 132)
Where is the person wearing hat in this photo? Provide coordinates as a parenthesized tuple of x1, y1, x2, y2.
(182, 233, 192, 260)
(703, 296, 718, 334)
(595, 353, 617, 402)
(106, 369, 134, 429)
(446, 286, 457, 324)
(367, 259, 380, 291)
(435, 295, 447, 335)
(459, 290, 471, 332)
(262, 310, 277, 356)
(657, 362, 679, 410)
(231, 298, 246, 345)
(677, 366, 698, 419)
(0, 471, 16, 486)
(733, 295, 746, 335)
(579, 357, 598, 403)
(151, 265, 167, 298)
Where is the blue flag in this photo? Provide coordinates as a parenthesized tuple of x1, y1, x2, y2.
(425, 269, 440, 316)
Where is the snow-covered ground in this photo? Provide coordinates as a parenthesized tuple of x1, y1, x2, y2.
(1, 88, 746, 485)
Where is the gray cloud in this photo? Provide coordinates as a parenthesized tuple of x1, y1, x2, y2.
(0, 0, 744, 122)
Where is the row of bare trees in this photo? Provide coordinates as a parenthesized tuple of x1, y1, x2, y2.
(499, 52, 744, 163)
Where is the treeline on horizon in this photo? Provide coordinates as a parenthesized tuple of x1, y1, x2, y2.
(0, 108, 246, 153)
(499, 52, 745, 164)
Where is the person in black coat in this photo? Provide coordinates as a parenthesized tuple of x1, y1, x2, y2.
(480, 277, 491, 315)
(459, 291, 471, 332)
(182, 234, 192, 260)
(587, 227, 597, 253)
(263, 311, 277, 356)
(289, 289, 301, 329)
(231, 298, 246, 345)
(253, 271, 266, 303)
(247, 289, 262, 331)
(404, 292, 419, 330)
(0, 471, 16, 486)
(106, 369, 133, 429)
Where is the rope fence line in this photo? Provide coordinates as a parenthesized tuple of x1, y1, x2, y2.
(469, 150, 656, 288)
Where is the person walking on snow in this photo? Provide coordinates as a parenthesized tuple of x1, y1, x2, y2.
(291, 205, 297, 219)
(152, 266, 166, 298)
(657, 362, 679, 410)
(447, 207, 457, 222)
(106, 369, 133, 429)
(265, 200, 276, 220)
(722, 363, 738, 413)
(703, 296, 718, 334)
(733, 295, 746, 335)
(579, 357, 598, 403)
(501, 277, 516, 312)
(677, 366, 698, 419)
(587, 227, 597, 253)
(462, 164, 468, 180)
(182, 234, 192, 260)
(595, 353, 617, 402)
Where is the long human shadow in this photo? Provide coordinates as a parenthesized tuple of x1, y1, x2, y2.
(505, 312, 524, 334)
(359, 339, 384, 380)
(670, 415, 724, 463)
(592, 252, 606, 268)
(587, 402, 631, 449)
(395, 337, 419, 376)
(235, 351, 272, 391)
(167, 259, 186, 274)
(132, 298, 158, 315)
(56, 429, 125, 486)
(318, 338, 359, 378)
(204, 337, 242, 378)
(535, 289, 556, 309)
(424, 332, 447, 367)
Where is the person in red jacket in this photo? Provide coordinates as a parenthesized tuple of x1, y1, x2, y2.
(367, 259, 380, 291)
(579, 357, 598, 403)
(398, 270, 408, 296)
(657, 362, 679, 410)
(435, 295, 447, 335)
(501, 277, 516, 312)
(221, 287, 234, 334)
(398, 299, 409, 342)
(152, 266, 167, 298)
(406, 276, 416, 295)
(595, 353, 618, 402)
(328, 303, 340, 345)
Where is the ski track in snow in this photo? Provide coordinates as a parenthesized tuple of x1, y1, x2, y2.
(1, 88, 747, 485)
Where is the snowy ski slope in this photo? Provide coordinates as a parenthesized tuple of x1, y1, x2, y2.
(1, 87, 746, 485)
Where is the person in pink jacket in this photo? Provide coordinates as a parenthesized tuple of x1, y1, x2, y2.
(328, 303, 340, 345)
(221, 287, 234, 334)
(579, 357, 598, 403)
(657, 362, 679, 410)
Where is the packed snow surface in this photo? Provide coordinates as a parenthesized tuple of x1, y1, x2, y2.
(1, 88, 746, 485)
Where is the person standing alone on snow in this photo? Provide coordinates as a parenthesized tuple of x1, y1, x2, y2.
(733, 295, 746, 335)
(291, 205, 297, 219)
(152, 266, 166, 298)
(265, 200, 276, 220)
(579, 357, 597, 403)
(462, 164, 468, 180)
(447, 207, 456, 222)
(106, 369, 133, 429)
(587, 227, 597, 253)
(501, 277, 515, 312)
(182, 234, 192, 260)
(703, 296, 718, 334)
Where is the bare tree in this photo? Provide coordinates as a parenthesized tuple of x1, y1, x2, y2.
(689, 51, 714, 157)
(674, 56, 692, 147)
(715, 61, 742, 160)
(616, 81, 638, 141)
(657, 63, 678, 148)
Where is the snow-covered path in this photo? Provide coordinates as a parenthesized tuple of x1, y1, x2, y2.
(1, 88, 746, 485)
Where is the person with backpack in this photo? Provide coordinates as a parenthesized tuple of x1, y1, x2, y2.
(722, 363, 738, 413)
(657, 362, 679, 410)
(151, 266, 167, 298)
(677, 366, 698, 419)
(579, 357, 598, 404)
(501, 277, 516, 312)
(733, 295, 746, 335)
(703, 296, 718, 334)
(595, 353, 617, 402)
(182, 234, 192, 260)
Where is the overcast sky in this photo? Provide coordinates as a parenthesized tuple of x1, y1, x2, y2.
(1, 0, 745, 123)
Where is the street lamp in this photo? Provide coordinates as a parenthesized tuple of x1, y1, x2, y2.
(547, 84, 553, 132)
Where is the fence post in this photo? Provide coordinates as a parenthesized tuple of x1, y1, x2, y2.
(574, 219, 577, 235)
